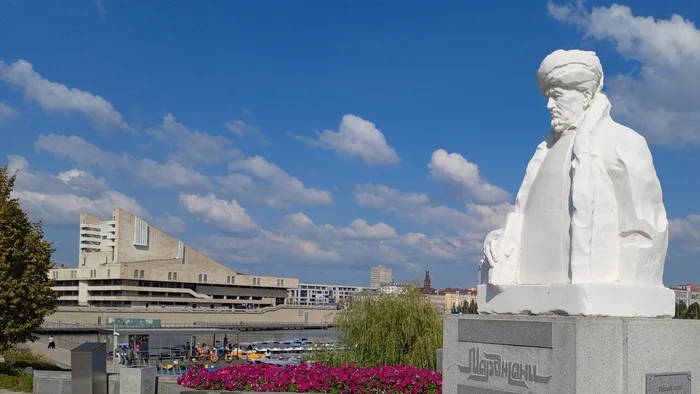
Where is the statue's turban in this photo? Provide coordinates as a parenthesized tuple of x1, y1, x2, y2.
(537, 49, 604, 96)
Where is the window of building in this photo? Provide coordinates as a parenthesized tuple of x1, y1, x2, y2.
(168, 272, 172, 280)
(227, 276, 230, 284)
(133, 217, 149, 246)
(173, 272, 177, 280)
(107, 269, 110, 278)
(276, 279, 280, 286)
(280, 279, 284, 286)
(199, 274, 202, 282)
(231, 276, 235, 284)
(139, 270, 144, 279)
(203, 274, 208, 283)
(134, 270, 138, 278)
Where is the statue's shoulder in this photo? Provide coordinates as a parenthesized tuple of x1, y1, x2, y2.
(600, 116, 651, 154)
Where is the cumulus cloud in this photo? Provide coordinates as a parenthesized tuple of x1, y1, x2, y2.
(147, 113, 242, 165)
(293, 114, 400, 165)
(225, 119, 266, 142)
(429, 149, 512, 204)
(7, 155, 148, 225)
(179, 193, 258, 233)
(35, 134, 210, 190)
(670, 214, 700, 253)
(152, 213, 186, 234)
(219, 156, 333, 208)
(0, 102, 18, 121)
(354, 183, 512, 256)
(0, 59, 130, 130)
(548, 1, 700, 145)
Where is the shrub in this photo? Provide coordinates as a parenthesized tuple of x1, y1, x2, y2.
(313, 287, 442, 370)
(177, 363, 441, 393)
(0, 346, 65, 393)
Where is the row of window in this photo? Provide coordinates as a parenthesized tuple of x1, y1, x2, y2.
(133, 270, 145, 279)
(227, 275, 235, 284)
(198, 274, 208, 283)
(167, 272, 178, 280)
(276, 279, 285, 286)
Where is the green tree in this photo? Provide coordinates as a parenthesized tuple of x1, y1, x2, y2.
(314, 287, 443, 370)
(0, 165, 58, 351)
(467, 299, 478, 314)
(686, 302, 700, 320)
(675, 302, 688, 319)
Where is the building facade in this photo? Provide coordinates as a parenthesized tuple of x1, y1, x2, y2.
(49, 208, 299, 310)
(370, 265, 392, 288)
(671, 284, 700, 305)
(442, 288, 478, 314)
(286, 284, 365, 306)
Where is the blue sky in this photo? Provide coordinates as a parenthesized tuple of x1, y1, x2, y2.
(2, 0, 700, 288)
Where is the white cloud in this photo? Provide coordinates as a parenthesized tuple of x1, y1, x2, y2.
(0, 60, 130, 130)
(219, 156, 333, 208)
(7, 155, 148, 225)
(294, 114, 400, 165)
(225, 119, 265, 142)
(152, 213, 186, 234)
(670, 214, 700, 253)
(548, 2, 700, 145)
(0, 102, 18, 121)
(354, 183, 511, 256)
(147, 113, 241, 165)
(35, 134, 210, 190)
(429, 149, 512, 204)
(180, 193, 258, 233)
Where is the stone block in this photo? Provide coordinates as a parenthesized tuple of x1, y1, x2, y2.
(436, 348, 443, 372)
(33, 371, 120, 394)
(120, 366, 156, 394)
(442, 314, 700, 393)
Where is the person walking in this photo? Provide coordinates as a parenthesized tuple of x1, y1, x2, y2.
(47, 336, 55, 349)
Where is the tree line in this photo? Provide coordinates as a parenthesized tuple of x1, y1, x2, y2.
(675, 301, 700, 319)
(451, 299, 478, 314)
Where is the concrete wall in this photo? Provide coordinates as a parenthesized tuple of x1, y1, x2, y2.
(48, 306, 339, 325)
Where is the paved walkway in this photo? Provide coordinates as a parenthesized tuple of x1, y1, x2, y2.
(0, 389, 26, 394)
(23, 340, 122, 372)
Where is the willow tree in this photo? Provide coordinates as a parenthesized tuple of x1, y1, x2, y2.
(316, 285, 443, 370)
(0, 165, 58, 351)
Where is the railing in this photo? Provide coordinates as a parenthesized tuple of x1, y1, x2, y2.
(40, 321, 334, 331)
(52, 304, 339, 313)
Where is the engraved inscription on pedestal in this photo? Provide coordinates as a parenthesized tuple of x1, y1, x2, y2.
(459, 347, 552, 389)
(646, 372, 691, 394)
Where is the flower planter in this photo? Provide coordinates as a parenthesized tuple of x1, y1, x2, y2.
(175, 364, 442, 394)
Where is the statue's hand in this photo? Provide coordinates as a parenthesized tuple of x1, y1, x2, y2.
(483, 228, 503, 268)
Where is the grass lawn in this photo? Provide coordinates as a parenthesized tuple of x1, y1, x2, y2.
(0, 346, 66, 393)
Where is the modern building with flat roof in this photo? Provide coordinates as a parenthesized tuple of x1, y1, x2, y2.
(286, 284, 365, 306)
(49, 208, 299, 310)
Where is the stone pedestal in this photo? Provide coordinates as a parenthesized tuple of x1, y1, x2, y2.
(119, 366, 156, 394)
(477, 283, 675, 317)
(443, 314, 699, 393)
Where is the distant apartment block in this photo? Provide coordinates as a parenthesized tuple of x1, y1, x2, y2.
(49, 208, 299, 310)
(286, 283, 365, 306)
(671, 284, 700, 305)
(370, 265, 392, 288)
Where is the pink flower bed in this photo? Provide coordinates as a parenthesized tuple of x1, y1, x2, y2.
(177, 363, 442, 393)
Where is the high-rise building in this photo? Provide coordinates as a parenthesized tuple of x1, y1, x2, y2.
(370, 265, 392, 288)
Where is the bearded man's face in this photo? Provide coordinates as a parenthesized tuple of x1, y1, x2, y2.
(546, 87, 589, 134)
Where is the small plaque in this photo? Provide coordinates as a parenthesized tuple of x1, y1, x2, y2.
(646, 372, 691, 394)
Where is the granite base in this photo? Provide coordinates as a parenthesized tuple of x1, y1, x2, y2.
(477, 283, 675, 317)
(442, 314, 699, 394)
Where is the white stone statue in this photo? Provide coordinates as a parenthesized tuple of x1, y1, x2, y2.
(477, 49, 674, 317)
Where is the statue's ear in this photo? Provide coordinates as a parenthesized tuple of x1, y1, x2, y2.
(582, 90, 593, 109)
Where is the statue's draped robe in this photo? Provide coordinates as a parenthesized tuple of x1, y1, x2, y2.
(506, 93, 668, 286)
